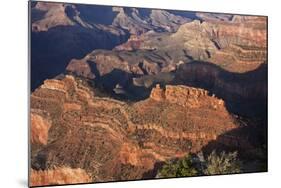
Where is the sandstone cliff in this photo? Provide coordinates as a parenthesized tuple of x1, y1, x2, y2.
(150, 84, 224, 109)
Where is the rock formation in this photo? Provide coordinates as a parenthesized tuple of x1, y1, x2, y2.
(31, 2, 74, 32)
(30, 167, 92, 187)
(30, 75, 254, 184)
(30, 3, 268, 185)
(114, 16, 267, 72)
(150, 84, 224, 109)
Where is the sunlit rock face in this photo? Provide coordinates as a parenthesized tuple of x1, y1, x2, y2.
(31, 76, 251, 181)
(30, 167, 92, 187)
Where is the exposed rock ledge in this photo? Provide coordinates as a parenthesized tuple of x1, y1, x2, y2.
(150, 84, 224, 109)
(31, 75, 251, 182)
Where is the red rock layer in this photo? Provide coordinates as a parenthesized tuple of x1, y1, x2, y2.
(30, 167, 92, 186)
(30, 75, 251, 184)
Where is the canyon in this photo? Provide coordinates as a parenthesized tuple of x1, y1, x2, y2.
(30, 1, 268, 186)
(31, 75, 256, 183)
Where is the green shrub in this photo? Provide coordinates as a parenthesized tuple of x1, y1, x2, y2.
(157, 150, 242, 178)
(158, 154, 198, 178)
(204, 151, 241, 175)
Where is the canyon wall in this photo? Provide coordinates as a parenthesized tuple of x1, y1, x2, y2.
(30, 76, 254, 183)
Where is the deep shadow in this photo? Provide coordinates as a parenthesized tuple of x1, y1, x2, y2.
(75, 5, 119, 26)
(142, 161, 165, 179)
(31, 25, 129, 91)
(88, 67, 150, 101)
(200, 116, 268, 172)
(172, 61, 268, 118)
(84, 60, 267, 118)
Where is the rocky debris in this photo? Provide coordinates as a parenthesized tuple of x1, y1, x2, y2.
(31, 75, 251, 183)
(30, 167, 92, 186)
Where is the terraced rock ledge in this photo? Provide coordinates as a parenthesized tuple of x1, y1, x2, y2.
(31, 75, 252, 183)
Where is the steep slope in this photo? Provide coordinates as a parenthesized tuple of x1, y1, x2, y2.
(31, 75, 251, 183)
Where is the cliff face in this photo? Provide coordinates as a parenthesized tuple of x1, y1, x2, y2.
(150, 84, 224, 109)
(174, 62, 267, 117)
(113, 17, 267, 73)
(30, 75, 253, 183)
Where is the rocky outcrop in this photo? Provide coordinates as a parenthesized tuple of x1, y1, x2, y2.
(150, 84, 224, 109)
(31, 75, 253, 184)
(66, 49, 166, 80)
(66, 59, 95, 79)
(30, 167, 92, 186)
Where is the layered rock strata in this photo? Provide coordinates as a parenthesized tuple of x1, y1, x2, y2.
(30, 75, 251, 183)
